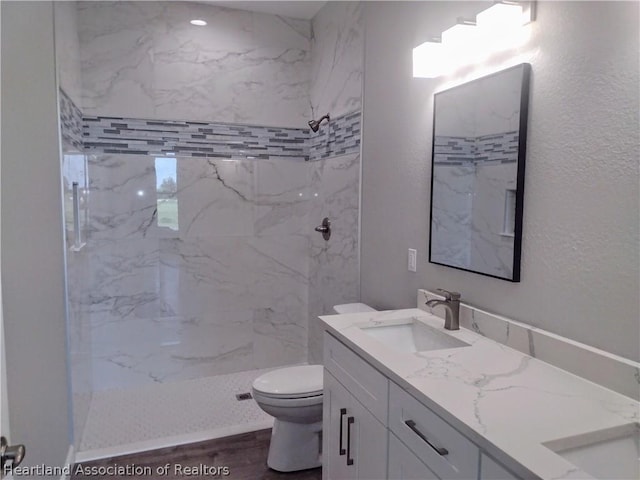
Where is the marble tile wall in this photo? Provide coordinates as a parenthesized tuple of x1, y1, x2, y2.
(78, 1, 311, 128)
(86, 154, 311, 390)
(310, 2, 363, 118)
(54, 1, 83, 108)
(70, 0, 364, 389)
(60, 89, 84, 152)
(307, 2, 364, 363)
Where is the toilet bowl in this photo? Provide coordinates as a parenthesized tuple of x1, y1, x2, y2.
(252, 303, 376, 472)
(252, 365, 324, 472)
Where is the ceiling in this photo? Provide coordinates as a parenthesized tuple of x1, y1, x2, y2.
(202, 1, 327, 20)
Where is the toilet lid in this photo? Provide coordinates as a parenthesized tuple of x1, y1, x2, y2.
(252, 365, 323, 397)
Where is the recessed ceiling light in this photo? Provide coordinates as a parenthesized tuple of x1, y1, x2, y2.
(190, 19, 207, 26)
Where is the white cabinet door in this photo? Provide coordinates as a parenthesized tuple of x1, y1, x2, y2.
(323, 371, 387, 480)
(323, 371, 352, 480)
(389, 433, 440, 480)
(480, 454, 521, 480)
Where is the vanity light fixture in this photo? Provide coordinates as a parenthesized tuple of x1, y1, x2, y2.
(413, 0, 535, 78)
(190, 19, 207, 26)
(412, 36, 445, 78)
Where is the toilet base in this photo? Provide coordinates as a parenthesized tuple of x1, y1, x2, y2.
(267, 419, 322, 472)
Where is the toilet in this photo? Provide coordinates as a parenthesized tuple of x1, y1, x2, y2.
(252, 303, 376, 472)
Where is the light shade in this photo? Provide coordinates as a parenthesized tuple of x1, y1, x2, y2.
(476, 3, 523, 28)
(442, 23, 489, 69)
(413, 40, 446, 78)
(477, 3, 528, 51)
(190, 19, 207, 26)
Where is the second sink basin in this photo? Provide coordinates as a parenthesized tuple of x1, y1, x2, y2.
(542, 422, 639, 480)
(360, 319, 470, 353)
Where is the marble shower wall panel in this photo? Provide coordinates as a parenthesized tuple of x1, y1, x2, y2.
(78, 1, 312, 128)
(254, 158, 311, 236)
(60, 89, 84, 152)
(308, 153, 360, 363)
(177, 158, 255, 237)
(470, 163, 518, 277)
(310, 2, 364, 118)
(54, 1, 83, 108)
(87, 154, 310, 390)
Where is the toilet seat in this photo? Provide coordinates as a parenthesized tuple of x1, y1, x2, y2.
(252, 365, 323, 399)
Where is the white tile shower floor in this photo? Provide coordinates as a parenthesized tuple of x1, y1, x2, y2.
(77, 367, 279, 462)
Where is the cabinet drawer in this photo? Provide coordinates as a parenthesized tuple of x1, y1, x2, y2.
(388, 433, 439, 480)
(324, 333, 388, 424)
(389, 382, 479, 480)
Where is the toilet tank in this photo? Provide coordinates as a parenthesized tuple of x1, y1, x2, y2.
(333, 303, 376, 314)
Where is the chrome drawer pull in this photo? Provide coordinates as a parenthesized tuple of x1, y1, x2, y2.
(405, 419, 449, 456)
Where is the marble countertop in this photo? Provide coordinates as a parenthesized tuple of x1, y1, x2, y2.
(319, 308, 639, 480)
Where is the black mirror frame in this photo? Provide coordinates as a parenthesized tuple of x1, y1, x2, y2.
(428, 63, 531, 282)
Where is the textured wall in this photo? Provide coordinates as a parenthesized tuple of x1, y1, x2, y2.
(78, 1, 311, 127)
(360, 1, 640, 361)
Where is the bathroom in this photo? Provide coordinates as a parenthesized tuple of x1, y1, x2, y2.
(1, 1, 638, 479)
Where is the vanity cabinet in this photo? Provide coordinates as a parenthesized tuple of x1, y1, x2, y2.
(480, 454, 520, 480)
(388, 433, 439, 479)
(389, 382, 479, 479)
(323, 371, 388, 480)
(324, 332, 523, 480)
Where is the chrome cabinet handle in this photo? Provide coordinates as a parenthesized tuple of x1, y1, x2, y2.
(346, 416, 355, 466)
(1, 436, 26, 473)
(404, 420, 449, 456)
(339, 408, 347, 455)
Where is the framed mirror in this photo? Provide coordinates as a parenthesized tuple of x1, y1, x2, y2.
(429, 63, 531, 282)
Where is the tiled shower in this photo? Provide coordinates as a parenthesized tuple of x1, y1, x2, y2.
(57, 1, 363, 456)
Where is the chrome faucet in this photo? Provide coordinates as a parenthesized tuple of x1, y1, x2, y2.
(425, 289, 461, 330)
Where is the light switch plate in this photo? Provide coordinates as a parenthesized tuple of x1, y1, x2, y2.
(408, 249, 417, 272)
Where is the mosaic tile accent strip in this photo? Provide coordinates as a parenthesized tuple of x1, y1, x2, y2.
(434, 131, 518, 165)
(60, 88, 84, 152)
(308, 111, 361, 161)
(82, 111, 361, 161)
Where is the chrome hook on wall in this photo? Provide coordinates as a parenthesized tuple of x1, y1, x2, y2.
(314, 217, 331, 241)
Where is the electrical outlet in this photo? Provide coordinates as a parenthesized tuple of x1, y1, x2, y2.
(408, 249, 417, 272)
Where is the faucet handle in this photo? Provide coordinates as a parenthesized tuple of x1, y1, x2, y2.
(436, 289, 461, 301)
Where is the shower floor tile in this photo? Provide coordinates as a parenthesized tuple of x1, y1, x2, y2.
(78, 367, 281, 460)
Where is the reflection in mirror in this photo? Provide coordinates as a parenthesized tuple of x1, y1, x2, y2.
(429, 63, 531, 282)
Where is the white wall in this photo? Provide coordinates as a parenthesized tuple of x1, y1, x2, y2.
(360, 1, 640, 361)
(1, 0, 72, 467)
(79, 1, 311, 127)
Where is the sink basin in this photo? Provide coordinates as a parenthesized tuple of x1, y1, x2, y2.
(360, 319, 470, 353)
(543, 422, 639, 479)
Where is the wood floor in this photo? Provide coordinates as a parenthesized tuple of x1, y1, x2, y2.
(72, 429, 322, 480)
